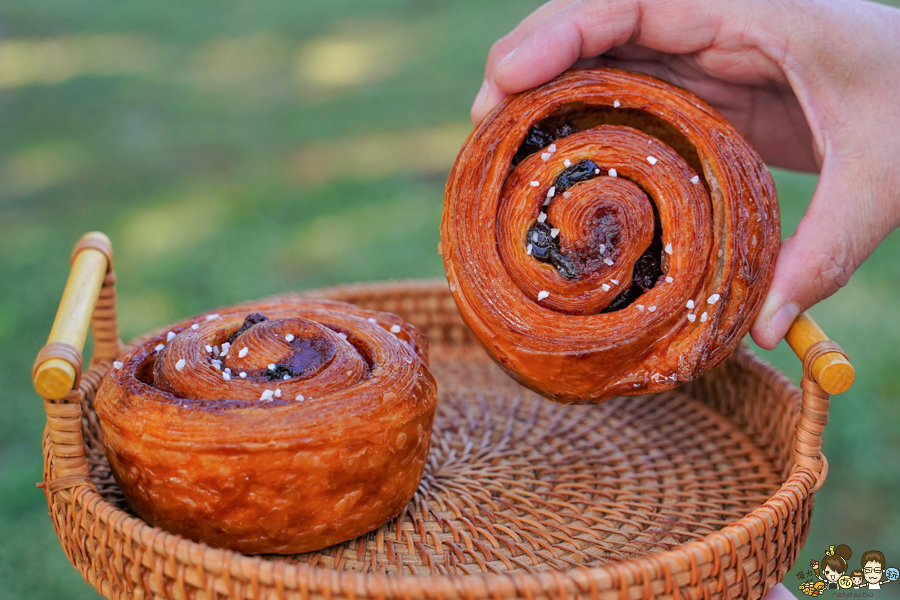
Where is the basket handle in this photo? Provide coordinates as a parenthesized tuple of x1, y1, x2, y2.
(785, 312, 854, 394)
(32, 232, 122, 400)
(784, 312, 853, 491)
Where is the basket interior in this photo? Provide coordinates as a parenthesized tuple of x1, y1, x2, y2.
(78, 280, 802, 577)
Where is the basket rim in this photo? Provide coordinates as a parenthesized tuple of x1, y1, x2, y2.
(55, 278, 815, 597)
(62, 453, 814, 596)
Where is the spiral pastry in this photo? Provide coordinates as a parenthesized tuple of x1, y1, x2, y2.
(442, 68, 779, 403)
(95, 297, 437, 554)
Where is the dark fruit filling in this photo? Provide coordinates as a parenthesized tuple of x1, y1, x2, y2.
(601, 217, 663, 313)
(227, 313, 268, 343)
(266, 336, 336, 380)
(553, 159, 600, 192)
(527, 221, 578, 279)
(512, 123, 576, 166)
(226, 313, 339, 381)
(517, 133, 665, 311)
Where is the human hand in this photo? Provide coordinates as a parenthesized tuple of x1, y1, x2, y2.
(472, 0, 900, 348)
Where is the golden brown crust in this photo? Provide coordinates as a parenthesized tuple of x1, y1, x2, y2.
(95, 297, 437, 554)
(441, 68, 779, 403)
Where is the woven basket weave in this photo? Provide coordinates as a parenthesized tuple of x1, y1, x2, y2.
(35, 241, 841, 600)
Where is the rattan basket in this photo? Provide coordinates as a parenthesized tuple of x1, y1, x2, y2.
(32, 233, 854, 600)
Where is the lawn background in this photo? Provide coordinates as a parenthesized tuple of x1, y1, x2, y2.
(1, 1, 898, 597)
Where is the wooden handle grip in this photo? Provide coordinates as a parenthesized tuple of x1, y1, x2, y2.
(785, 312, 854, 394)
(33, 232, 111, 399)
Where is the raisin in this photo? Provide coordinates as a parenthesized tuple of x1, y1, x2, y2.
(527, 222, 556, 260)
(632, 252, 661, 290)
(228, 313, 268, 343)
(526, 222, 578, 279)
(554, 159, 600, 193)
(549, 250, 578, 279)
(512, 122, 577, 165)
(266, 364, 294, 381)
(512, 125, 553, 165)
(601, 204, 664, 313)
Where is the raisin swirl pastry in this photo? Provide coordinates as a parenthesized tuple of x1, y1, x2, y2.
(441, 68, 779, 403)
(95, 297, 437, 554)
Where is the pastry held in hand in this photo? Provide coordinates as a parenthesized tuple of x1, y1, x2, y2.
(441, 68, 779, 403)
(95, 297, 437, 554)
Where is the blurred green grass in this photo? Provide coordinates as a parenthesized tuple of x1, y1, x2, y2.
(1, 1, 898, 598)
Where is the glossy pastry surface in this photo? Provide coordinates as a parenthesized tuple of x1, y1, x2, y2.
(441, 68, 779, 403)
(95, 297, 437, 554)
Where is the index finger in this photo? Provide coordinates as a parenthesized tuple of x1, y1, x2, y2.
(474, 0, 724, 122)
(483, 0, 581, 78)
(472, 0, 580, 124)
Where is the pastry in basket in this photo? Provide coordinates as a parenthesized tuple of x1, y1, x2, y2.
(441, 68, 780, 403)
(95, 297, 438, 554)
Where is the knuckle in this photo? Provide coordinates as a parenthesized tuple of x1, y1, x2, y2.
(810, 247, 855, 299)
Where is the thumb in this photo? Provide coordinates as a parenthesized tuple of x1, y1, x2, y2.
(750, 163, 886, 349)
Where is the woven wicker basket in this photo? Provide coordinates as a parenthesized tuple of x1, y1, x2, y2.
(33, 233, 852, 600)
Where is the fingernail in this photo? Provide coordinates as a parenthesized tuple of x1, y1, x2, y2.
(770, 302, 801, 343)
(472, 79, 488, 112)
